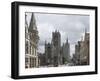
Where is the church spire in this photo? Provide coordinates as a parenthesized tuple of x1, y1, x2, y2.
(66, 37, 68, 43)
(25, 14, 28, 28)
(29, 13, 37, 31)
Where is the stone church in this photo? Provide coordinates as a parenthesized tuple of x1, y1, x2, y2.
(25, 13, 39, 68)
(44, 30, 70, 67)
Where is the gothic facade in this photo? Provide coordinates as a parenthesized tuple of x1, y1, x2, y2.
(44, 30, 70, 67)
(25, 13, 39, 68)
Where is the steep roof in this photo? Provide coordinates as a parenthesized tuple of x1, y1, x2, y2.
(29, 13, 37, 32)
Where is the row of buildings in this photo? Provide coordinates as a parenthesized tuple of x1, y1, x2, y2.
(72, 31, 90, 65)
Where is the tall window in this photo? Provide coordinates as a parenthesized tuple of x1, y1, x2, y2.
(32, 47, 35, 55)
(25, 57, 28, 63)
(25, 41, 28, 54)
(30, 43, 32, 55)
(25, 57, 29, 68)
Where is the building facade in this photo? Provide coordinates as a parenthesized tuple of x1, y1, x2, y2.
(44, 30, 70, 67)
(80, 33, 89, 65)
(38, 53, 46, 67)
(25, 13, 39, 68)
(72, 32, 90, 65)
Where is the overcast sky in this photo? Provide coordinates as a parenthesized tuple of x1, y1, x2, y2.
(26, 12, 89, 57)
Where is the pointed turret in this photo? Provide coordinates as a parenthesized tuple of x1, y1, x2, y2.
(25, 14, 28, 27)
(45, 40, 47, 45)
(25, 14, 28, 34)
(85, 27, 87, 34)
(66, 37, 68, 43)
(29, 13, 37, 31)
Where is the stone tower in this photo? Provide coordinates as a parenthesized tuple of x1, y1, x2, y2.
(62, 38, 70, 64)
(52, 30, 62, 66)
(45, 41, 52, 66)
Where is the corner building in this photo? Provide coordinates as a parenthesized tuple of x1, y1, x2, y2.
(25, 13, 39, 68)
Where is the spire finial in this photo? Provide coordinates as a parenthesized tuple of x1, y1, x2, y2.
(25, 14, 27, 18)
(25, 13, 27, 21)
(25, 13, 28, 27)
(66, 37, 68, 43)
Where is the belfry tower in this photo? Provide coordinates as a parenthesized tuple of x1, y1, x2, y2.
(52, 30, 62, 66)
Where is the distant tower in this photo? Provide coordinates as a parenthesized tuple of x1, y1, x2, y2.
(65, 38, 70, 62)
(62, 38, 70, 64)
(25, 13, 39, 68)
(84, 27, 89, 41)
(45, 42, 52, 66)
(52, 30, 61, 66)
(84, 28, 89, 65)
